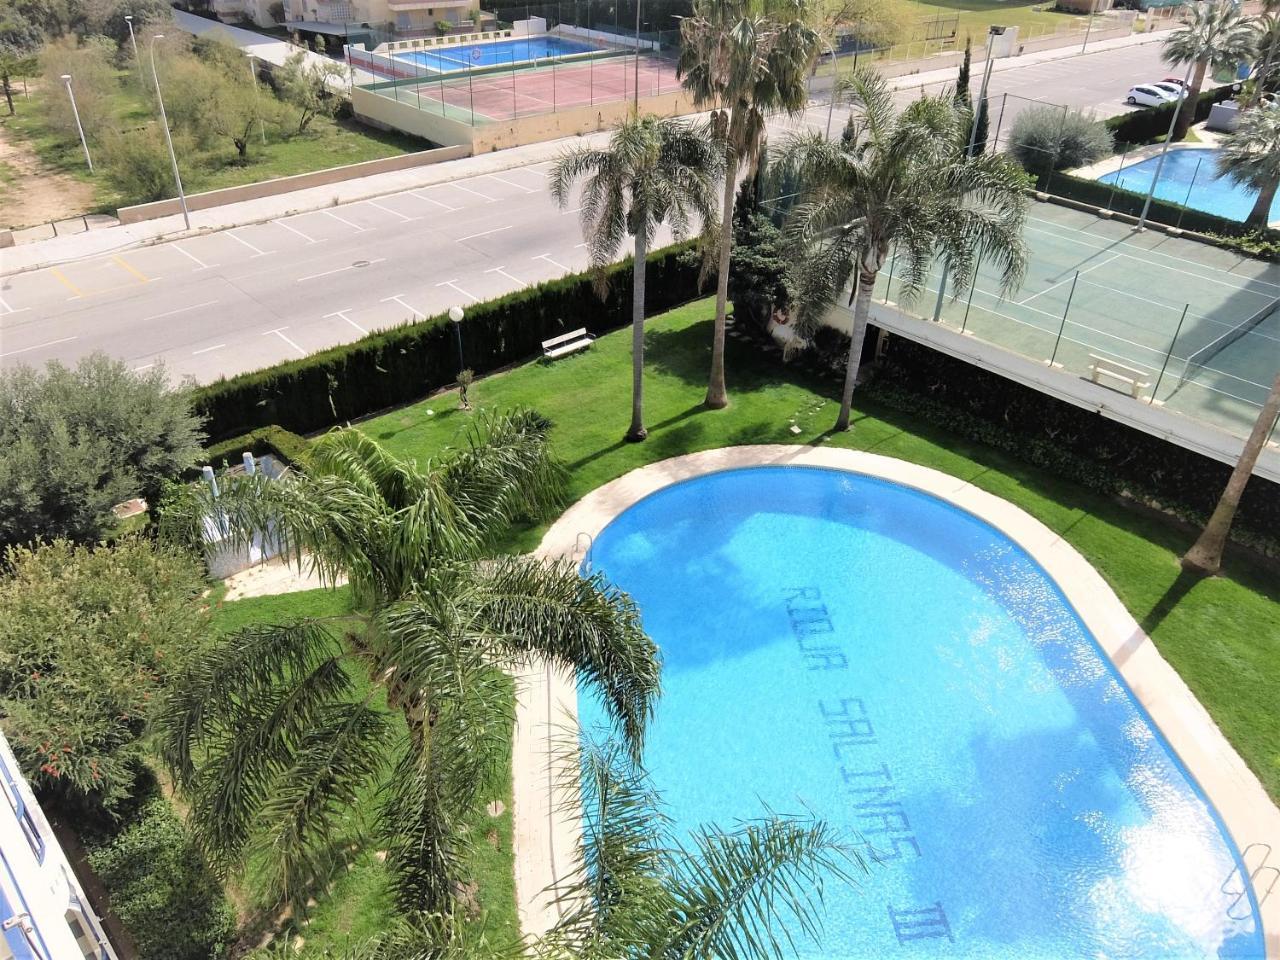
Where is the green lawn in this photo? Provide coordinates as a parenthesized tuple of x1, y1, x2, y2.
(211, 296, 1280, 950)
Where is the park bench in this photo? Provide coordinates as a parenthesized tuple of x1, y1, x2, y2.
(1088, 354, 1150, 399)
(542, 328, 594, 360)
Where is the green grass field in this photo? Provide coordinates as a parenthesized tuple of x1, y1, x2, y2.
(211, 297, 1280, 954)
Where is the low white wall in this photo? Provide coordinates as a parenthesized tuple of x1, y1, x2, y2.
(553, 23, 658, 51)
(513, 16, 546, 36)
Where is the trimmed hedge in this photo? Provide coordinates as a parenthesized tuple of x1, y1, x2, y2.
(866, 333, 1280, 552)
(202, 425, 311, 468)
(195, 242, 707, 443)
(1103, 84, 1236, 145)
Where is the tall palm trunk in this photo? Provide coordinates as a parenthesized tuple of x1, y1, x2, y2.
(1174, 59, 1209, 141)
(835, 267, 877, 431)
(1246, 176, 1279, 229)
(627, 230, 649, 441)
(1182, 373, 1280, 575)
(706, 148, 739, 410)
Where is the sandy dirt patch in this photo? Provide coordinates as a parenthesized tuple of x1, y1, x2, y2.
(0, 113, 98, 229)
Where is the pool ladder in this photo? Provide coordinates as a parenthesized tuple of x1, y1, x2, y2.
(1222, 842, 1279, 922)
(573, 532, 594, 570)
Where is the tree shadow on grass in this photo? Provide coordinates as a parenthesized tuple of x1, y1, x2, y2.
(567, 403, 705, 471)
(1140, 568, 1206, 636)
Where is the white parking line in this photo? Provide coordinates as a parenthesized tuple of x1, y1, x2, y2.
(274, 219, 324, 244)
(173, 244, 216, 270)
(559, 205, 584, 215)
(0, 294, 27, 316)
(487, 172, 538, 194)
(457, 225, 512, 243)
(228, 231, 274, 257)
(381, 293, 424, 318)
(264, 327, 307, 355)
(142, 299, 219, 323)
(533, 253, 572, 272)
(0, 335, 78, 359)
(448, 182, 499, 203)
(322, 209, 372, 232)
(192, 343, 226, 356)
(485, 265, 527, 287)
(133, 363, 155, 372)
(366, 198, 419, 222)
(324, 308, 368, 335)
(411, 190, 460, 212)
(296, 258, 387, 283)
(436, 279, 480, 303)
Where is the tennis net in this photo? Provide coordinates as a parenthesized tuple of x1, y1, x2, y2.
(1179, 295, 1280, 386)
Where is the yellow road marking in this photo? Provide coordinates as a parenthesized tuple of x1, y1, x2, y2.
(112, 255, 150, 284)
(49, 268, 85, 298)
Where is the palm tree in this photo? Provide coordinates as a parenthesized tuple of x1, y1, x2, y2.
(783, 69, 1028, 432)
(1247, 0, 1280, 107)
(1217, 101, 1280, 229)
(678, 0, 821, 410)
(550, 115, 721, 442)
(1182, 374, 1280, 576)
(156, 412, 662, 916)
(1162, 0, 1259, 142)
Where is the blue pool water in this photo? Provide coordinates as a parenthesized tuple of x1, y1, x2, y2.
(393, 36, 598, 73)
(578, 466, 1265, 959)
(1099, 148, 1280, 225)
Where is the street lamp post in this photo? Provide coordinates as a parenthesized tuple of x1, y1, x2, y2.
(632, 0, 642, 110)
(824, 38, 838, 139)
(124, 15, 140, 74)
(248, 54, 266, 144)
(1081, 0, 1097, 54)
(60, 75, 93, 172)
(966, 29, 997, 157)
(448, 305, 465, 373)
(1136, 57, 1195, 231)
(149, 36, 191, 231)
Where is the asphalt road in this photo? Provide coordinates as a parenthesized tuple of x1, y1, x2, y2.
(0, 41, 1174, 384)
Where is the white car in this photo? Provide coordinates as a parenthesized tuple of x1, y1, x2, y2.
(1151, 81, 1189, 99)
(1126, 84, 1179, 107)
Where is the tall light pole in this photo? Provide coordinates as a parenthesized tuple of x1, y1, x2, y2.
(60, 75, 93, 172)
(966, 29, 997, 157)
(124, 15, 140, 70)
(1081, 0, 1097, 54)
(247, 54, 266, 144)
(1136, 57, 1195, 231)
(632, 0, 642, 110)
(823, 37, 838, 138)
(149, 35, 191, 231)
(448, 305, 466, 374)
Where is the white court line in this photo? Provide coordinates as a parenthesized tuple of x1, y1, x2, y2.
(1017, 254, 1120, 306)
(296, 258, 387, 283)
(437, 279, 480, 303)
(457, 225, 512, 243)
(324, 308, 369, 335)
(322, 209, 372, 232)
(366, 198, 419, 222)
(192, 343, 226, 356)
(487, 172, 538, 194)
(381, 293, 424, 318)
(411, 190, 460, 212)
(228, 231, 274, 257)
(485, 265, 527, 287)
(447, 181, 499, 203)
(264, 327, 307, 355)
(173, 243, 216, 270)
(274, 219, 323, 244)
(142, 299, 219, 323)
(533, 253, 572, 272)
(0, 335, 78, 359)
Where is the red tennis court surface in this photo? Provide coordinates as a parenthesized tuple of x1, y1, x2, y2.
(383, 57, 683, 122)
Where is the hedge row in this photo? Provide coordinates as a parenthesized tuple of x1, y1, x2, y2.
(1103, 84, 1236, 145)
(202, 425, 312, 469)
(194, 242, 707, 443)
(866, 333, 1280, 551)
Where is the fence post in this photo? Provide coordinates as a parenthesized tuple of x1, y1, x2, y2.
(1107, 142, 1130, 211)
(993, 92, 1008, 151)
(961, 273, 977, 333)
(1177, 156, 1203, 230)
(1150, 303, 1190, 402)
(1049, 271, 1078, 367)
(932, 260, 949, 321)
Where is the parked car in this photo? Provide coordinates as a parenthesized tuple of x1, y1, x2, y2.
(1161, 76, 1190, 89)
(1152, 81, 1190, 99)
(1126, 84, 1179, 107)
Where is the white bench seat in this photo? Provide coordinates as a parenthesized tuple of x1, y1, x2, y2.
(1088, 354, 1150, 399)
(542, 328, 594, 359)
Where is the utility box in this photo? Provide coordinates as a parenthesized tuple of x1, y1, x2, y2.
(988, 25, 1019, 58)
(1206, 100, 1240, 132)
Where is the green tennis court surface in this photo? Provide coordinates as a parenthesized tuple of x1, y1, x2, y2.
(878, 201, 1280, 439)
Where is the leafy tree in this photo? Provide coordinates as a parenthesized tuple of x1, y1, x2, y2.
(76, 0, 171, 42)
(155, 414, 662, 916)
(551, 114, 721, 441)
(971, 92, 989, 155)
(100, 124, 184, 202)
(1162, 0, 1259, 141)
(1183, 374, 1280, 575)
(955, 36, 971, 109)
(1009, 105, 1113, 175)
(0, 538, 207, 811)
(276, 49, 348, 134)
(166, 47, 279, 159)
(728, 175, 794, 329)
(0, 354, 205, 546)
(0, 11, 41, 115)
(39, 34, 113, 140)
(784, 69, 1028, 431)
(1216, 101, 1280, 228)
(677, 0, 820, 410)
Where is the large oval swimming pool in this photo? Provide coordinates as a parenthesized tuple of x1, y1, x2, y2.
(577, 466, 1264, 959)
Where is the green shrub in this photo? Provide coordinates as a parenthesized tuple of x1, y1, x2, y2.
(200, 425, 311, 470)
(87, 797, 236, 960)
(101, 126, 180, 203)
(193, 241, 709, 442)
(1010, 106, 1113, 173)
(1104, 85, 1236, 146)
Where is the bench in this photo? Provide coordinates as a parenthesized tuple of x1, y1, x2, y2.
(1088, 354, 1150, 398)
(542, 328, 594, 360)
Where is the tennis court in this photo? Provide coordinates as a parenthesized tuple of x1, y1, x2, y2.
(393, 36, 600, 73)
(877, 201, 1280, 438)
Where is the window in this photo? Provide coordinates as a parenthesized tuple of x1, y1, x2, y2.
(65, 909, 104, 960)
